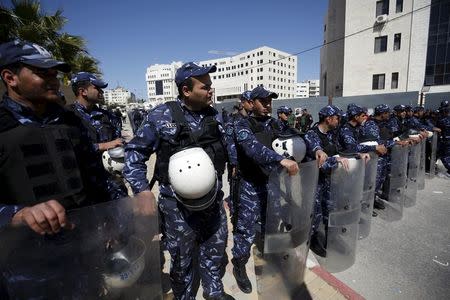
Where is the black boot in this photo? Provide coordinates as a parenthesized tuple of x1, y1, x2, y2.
(309, 232, 327, 257)
(203, 292, 236, 300)
(231, 258, 252, 293)
(374, 197, 386, 210)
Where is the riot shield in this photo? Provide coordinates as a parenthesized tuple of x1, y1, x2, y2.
(317, 158, 365, 273)
(404, 143, 421, 207)
(429, 133, 438, 179)
(417, 139, 426, 190)
(0, 198, 162, 300)
(359, 153, 378, 240)
(256, 160, 318, 300)
(379, 145, 408, 222)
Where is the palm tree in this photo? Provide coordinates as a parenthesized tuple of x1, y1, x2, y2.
(0, 0, 101, 80)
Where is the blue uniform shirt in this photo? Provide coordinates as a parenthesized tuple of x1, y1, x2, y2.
(339, 122, 376, 153)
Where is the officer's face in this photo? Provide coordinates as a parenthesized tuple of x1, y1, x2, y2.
(326, 115, 340, 129)
(82, 84, 104, 104)
(242, 100, 254, 112)
(2, 64, 60, 104)
(397, 111, 406, 119)
(279, 112, 289, 121)
(381, 111, 390, 121)
(253, 97, 272, 117)
(354, 112, 367, 125)
(183, 75, 213, 109)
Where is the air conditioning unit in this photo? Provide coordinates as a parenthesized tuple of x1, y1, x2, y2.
(376, 14, 388, 24)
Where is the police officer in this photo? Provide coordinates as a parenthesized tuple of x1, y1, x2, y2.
(304, 105, 349, 256)
(437, 102, 450, 178)
(69, 72, 124, 153)
(231, 86, 299, 293)
(123, 62, 233, 300)
(276, 105, 292, 130)
(223, 91, 252, 221)
(339, 103, 387, 155)
(0, 40, 127, 297)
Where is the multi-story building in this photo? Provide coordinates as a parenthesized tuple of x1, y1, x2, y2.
(297, 80, 321, 98)
(146, 61, 183, 105)
(104, 87, 136, 106)
(320, 0, 450, 97)
(199, 46, 297, 102)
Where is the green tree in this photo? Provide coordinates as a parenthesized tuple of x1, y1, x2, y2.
(0, 0, 101, 81)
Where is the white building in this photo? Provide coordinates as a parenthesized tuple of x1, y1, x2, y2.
(296, 80, 320, 98)
(199, 46, 297, 102)
(320, 0, 450, 97)
(104, 87, 136, 106)
(146, 61, 183, 105)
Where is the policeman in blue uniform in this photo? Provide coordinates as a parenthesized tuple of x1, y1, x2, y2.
(231, 86, 299, 293)
(223, 91, 252, 221)
(304, 105, 350, 256)
(437, 102, 450, 178)
(0, 40, 127, 298)
(123, 62, 234, 300)
(276, 105, 292, 131)
(69, 72, 124, 153)
(339, 103, 387, 155)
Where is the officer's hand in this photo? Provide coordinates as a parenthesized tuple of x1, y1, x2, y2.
(231, 166, 237, 178)
(409, 137, 421, 144)
(280, 159, 299, 176)
(396, 140, 409, 147)
(315, 150, 328, 168)
(433, 127, 441, 133)
(375, 144, 387, 155)
(109, 138, 124, 149)
(132, 190, 157, 216)
(11, 200, 70, 235)
(419, 131, 428, 139)
(358, 153, 371, 164)
(336, 157, 350, 171)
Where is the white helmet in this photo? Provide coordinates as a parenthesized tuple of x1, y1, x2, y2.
(102, 147, 125, 174)
(103, 236, 146, 290)
(272, 130, 306, 162)
(168, 147, 218, 211)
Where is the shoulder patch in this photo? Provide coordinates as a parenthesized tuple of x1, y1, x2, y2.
(237, 129, 251, 141)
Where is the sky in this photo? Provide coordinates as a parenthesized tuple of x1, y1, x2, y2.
(35, 0, 328, 99)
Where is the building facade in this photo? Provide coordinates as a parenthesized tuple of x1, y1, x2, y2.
(199, 46, 297, 102)
(104, 87, 136, 106)
(145, 61, 183, 105)
(320, 0, 449, 97)
(296, 80, 320, 98)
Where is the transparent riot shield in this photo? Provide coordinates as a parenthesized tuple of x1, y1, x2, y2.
(359, 153, 378, 240)
(429, 133, 438, 179)
(317, 158, 365, 273)
(379, 145, 408, 222)
(404, 143, 421, 207)
(257, 160, 318, 300)
(417, 139, 426, 190)
(0, 198, 162, 300)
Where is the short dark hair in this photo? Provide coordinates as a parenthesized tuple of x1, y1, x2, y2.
(177, 77, 194, 99)
(0, 62, 24, 87)
(71, 80, 91, 96)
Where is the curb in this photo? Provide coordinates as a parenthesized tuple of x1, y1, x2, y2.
(310, 265, 365, 300)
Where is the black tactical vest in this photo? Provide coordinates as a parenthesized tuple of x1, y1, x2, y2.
(152, 102, 227, 185)
(68, 104, 114, 143)
(237, 116, 280, 184)
(311, 124, 338, 157)
(374, 118, 393, 142)
(0, 107, 86, 208)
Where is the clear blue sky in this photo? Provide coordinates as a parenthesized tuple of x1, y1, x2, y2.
(38, 0, 328, 99)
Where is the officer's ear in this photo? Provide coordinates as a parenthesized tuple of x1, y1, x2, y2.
(181, 85, 191, 98)
(1, 68, 19, 88)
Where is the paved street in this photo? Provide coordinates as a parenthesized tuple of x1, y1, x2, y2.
(331, 165, 450, 300)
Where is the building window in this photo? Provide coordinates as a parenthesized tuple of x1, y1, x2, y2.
(374, 36, 388, 53)
(391, 72, 399, 89)
(396, 0, 403, 13)
(394, 33, 401, 50)
(372, 74, 385, 90)
(376, 0, 389, 17)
